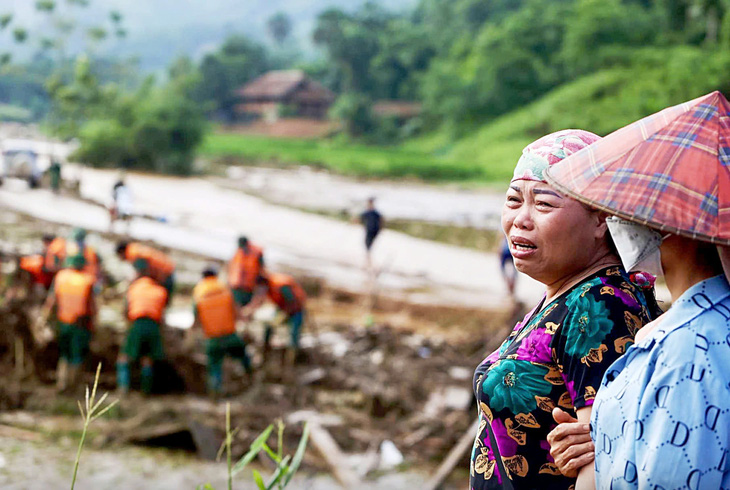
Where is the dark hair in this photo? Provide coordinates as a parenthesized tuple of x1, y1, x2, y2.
(604, 227, 619, 257)
(42, 234, 55, 243)
(202, 267, 217, 278)
(699, 241, 724, 274)
(116, 241, 129, 255)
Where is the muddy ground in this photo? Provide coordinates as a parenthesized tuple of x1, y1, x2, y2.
(0, 208, 522, 489)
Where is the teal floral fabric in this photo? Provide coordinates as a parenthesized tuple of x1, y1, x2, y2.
(471, 267, 655, 490)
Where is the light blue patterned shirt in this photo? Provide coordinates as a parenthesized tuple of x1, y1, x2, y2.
(592, 275, 730, 489)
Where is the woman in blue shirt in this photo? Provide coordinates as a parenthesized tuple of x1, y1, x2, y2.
(548, 225, 730, 489)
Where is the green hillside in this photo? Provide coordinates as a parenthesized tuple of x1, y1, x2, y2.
(204, 47, 730, 185)
(440, 46, 730, 183)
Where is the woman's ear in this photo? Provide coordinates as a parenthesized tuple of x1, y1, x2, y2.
(594, 211, 609, 240)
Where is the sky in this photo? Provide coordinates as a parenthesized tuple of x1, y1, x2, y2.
(3, 0, 417, 70)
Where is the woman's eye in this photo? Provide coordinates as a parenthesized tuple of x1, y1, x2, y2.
(537, 201, 554, 208)
(507, 196, 520, 203)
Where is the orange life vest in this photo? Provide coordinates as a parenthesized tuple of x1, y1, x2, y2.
(45, 237, 67, 272)
(20, 254, 52, 287)
(54, 269, 95, 325)
(126, 243, 175, 283)
(227, 244, 263, 291)
(193, 277, 236, 338)
(267, 273, 306, 315)
(66, 241, 100, 280)
(127, 277, 168, 322)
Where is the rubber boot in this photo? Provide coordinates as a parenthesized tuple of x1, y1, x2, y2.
(67, 364, 80, 390)
(56, 359, 69, 392)
(116, 361, 130, 394)
(140, 365, 154, 395)
(207, 366, 223, 398)
(262, 324, 273, 364)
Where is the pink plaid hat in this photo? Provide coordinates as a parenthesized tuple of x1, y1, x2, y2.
(511, 129, 601, 183)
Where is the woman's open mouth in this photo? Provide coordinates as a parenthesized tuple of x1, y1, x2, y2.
(510, 236, 537, 258)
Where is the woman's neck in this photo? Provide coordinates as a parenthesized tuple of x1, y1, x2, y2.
(664, 260, 718, 302)
(544, 253, 620, 306)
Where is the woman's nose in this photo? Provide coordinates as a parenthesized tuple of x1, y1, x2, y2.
(512, 205, 534, 230)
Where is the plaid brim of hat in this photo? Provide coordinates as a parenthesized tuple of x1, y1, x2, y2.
(511, 129, 601, 183)
(545, 91, 730, 245)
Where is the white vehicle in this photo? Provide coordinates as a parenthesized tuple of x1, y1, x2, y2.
(0, 138, 50, 187)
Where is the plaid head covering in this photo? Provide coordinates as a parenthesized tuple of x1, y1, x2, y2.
(511, 129, 601, 183)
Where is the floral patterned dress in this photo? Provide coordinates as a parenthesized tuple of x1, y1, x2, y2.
(471, 266, 655, 489)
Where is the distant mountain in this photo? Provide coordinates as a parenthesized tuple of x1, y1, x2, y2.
(5, 0, 416, 71)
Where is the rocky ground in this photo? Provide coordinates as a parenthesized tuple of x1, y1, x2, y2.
(0, 207, 521, 489)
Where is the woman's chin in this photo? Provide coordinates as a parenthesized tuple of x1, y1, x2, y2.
(513, 259, 533, 276)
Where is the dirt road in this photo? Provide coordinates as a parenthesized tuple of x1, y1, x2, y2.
(0, 167, 544, 309)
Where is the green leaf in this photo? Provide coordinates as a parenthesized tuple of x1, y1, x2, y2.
(265, 455, 290, 490)
(231, 424, 274, 476)
(252, 470, 266, 490)
(110, 11, 122, 23)
(261, 443, 282, 464)
(282, 423, 310, 486)
(0, 53, 11, 66)
(277, 419, 284, 461)
(40, 37, 56, 50)
(35, 0, 56, 12)
(0, 14, 12, 30)
(87, 27, 107, 42)
(13, 27, 28, 43)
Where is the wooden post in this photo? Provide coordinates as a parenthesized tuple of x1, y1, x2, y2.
(308, 422, 362, 488)
(423, 418, 480, 490)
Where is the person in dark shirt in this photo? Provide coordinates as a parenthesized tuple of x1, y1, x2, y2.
(359, 197, 382, 254)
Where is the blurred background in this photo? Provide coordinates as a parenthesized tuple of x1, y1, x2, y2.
(0, 0, 717, 487)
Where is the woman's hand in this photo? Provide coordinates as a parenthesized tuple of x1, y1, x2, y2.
(547, 408, 594, 478)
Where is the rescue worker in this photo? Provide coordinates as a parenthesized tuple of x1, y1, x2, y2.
(116, 241, 175, 301)
(117, 258, 168, 395)
(65, 228, 102, 288)
(227, 236, 264, 307)
(45, 228, 102, 287)
(45, 234, 67, 275)
(48, 159, 61, 194)
(243, 272, 306, 363)
(40, 254, 96, 392)
(191, 265, 252, 396)
(12, 234, 55, 300)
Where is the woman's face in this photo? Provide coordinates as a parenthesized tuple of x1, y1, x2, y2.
(501, 180, 608, 287)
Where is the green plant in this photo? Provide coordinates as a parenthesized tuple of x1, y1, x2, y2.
(71, 363, 118, 490)
(202, 406, 310, 490)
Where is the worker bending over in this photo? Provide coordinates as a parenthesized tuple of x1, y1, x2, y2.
(116, 241, 175, 301)
(243, 272, 306, 363)
(192, 265, 252, 396)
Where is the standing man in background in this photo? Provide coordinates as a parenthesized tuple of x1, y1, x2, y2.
(359, 197, 383, 262)
(227, 236, 264, 307)
(48, 159, 61, 194)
